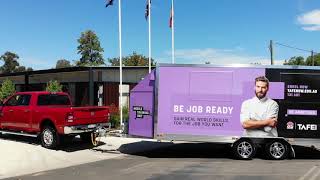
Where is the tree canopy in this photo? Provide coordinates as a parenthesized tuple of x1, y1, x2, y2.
(108, 52, 156, 66)
(56, 59, 72, 69)
(0, 52, 20, 73)
(76, 30, 104, 66)
(283, 53, 320, 66)
(0, 51, 33, 73)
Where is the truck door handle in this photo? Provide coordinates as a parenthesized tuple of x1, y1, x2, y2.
(24, 110, 30, 113)
(9, 109, 13, 112)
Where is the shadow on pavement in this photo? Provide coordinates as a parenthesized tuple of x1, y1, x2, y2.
(118, 141, 233, 159)
(292, 145, 320, 159)
(118, 141, 320, 160)
(0, 134, 105, 152)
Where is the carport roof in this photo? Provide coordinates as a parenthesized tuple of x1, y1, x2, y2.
(0, 66, 156, 77)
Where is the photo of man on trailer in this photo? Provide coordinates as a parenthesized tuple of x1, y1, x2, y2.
(240, 76, 279, 137)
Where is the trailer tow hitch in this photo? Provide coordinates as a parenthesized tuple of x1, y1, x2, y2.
(91, 127, 108, 146)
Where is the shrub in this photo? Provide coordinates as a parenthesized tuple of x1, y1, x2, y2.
(109, 104, 129, 129)
(46, 80, 62, 92)
(0, 79, 15, 102)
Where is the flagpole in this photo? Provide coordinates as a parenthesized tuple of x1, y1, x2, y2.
(171, 0, 175, 64)
(118, 0, 123, 131)
(148, 0, 151, 73)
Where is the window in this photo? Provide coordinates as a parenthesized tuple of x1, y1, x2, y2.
(6, 95, 31, 106)
(37, 94, 71, 106)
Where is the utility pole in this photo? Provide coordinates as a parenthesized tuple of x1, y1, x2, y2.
(270, 40, 274, 65)
(312, 50, 314, 66)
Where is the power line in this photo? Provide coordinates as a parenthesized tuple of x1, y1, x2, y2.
(274, 42, 319, 54)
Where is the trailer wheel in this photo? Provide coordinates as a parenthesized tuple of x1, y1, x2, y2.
(81, 132, 99, 146)
(232, 139, 256, 160)
(265, 140, 288, 160)
(81, 132, 92, 142)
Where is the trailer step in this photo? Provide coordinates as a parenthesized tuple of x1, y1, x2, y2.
(0, 130, 38, 138)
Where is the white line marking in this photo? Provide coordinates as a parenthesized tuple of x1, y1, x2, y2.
(309, 168, 320, 180)
(299, 166, 318, 180)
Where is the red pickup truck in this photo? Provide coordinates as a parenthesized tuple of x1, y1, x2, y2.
(0, 91, 110, 149)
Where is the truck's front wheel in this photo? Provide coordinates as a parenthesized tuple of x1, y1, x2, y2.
(41, 126, 59, 149)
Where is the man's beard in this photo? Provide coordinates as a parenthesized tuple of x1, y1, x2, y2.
(255, 91, 266, 99)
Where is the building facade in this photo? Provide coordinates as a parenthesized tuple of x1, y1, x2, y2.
(0, 66, 152, 107)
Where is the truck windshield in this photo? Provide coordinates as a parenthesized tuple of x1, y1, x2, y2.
(37, 94, 71, 106)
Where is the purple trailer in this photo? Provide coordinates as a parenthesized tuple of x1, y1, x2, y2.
(129, 64, 320, 160)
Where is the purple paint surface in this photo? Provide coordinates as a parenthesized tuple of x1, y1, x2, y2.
(128, 70, 155, 137)
(269, 82, 285, 99)
(287, 109, 317, 116)
(129, 67, 285, 138)
(157, 67, 268, 136)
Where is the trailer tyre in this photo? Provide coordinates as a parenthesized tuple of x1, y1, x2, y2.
(41, 126, 59, 149)
(265, 140, 288, 160)
(81, 132, 92, 142)
(81, 132, 99, 146)
(232, 139, 256, 160)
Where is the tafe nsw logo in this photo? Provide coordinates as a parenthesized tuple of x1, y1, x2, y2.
(297, 124, 317, 131)
(286, 121, 294, 130)
(133, 106, 150, 118)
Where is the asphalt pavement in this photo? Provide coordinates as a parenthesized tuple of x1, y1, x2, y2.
(6, 142, 320, 180)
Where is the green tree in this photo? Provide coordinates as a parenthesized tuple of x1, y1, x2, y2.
(56, 59, 72, 69)
(46, 80, 63, 92)
(0, 79, 15, 102)
(250, 62, 262, 65)
(77, 30, 104, 66)
(108, 52, 156, 66)
(305, 53, 320, 66)
(0, 51, 20, 73)
(283, 56, 305, 65)
(26, 67, 33, 71)
(14, 66, 33, 72)
(15, 66, 26, 72)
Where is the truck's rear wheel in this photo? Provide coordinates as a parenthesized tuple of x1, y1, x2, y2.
(232, 139, 256, 160)
(265, 140, 288, 160)
(41, 126, 59, 149)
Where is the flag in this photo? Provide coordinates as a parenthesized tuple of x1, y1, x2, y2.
(145, 0, 151, 20)
(169, 6, 174, 28)
(106, 0, 114, 7)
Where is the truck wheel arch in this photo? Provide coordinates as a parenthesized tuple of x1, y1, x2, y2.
(40, 119, 56, 131)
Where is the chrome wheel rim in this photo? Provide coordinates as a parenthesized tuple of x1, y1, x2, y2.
(269, 142, 285, 159)
(237, 141, 253, 159)
(43, 129, 54, 145)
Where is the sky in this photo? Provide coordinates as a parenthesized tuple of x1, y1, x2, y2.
(0, 0, 320, 70)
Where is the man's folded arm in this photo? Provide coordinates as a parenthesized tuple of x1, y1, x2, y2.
(242, 119, 269, 129)
(240, 101, 271, 129)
